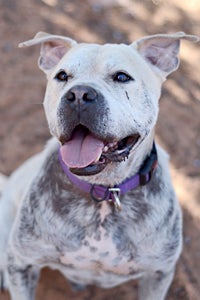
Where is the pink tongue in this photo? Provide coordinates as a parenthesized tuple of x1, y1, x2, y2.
(60, 128, 104, 168)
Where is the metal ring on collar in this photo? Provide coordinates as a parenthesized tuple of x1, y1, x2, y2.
(90, 185, 109, 202)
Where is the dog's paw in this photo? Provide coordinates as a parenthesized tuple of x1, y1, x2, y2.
(0, 270, 8, 293)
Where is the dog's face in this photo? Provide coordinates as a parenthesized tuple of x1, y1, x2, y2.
(44, 43, 161, 176)
(19, 32, 198, 176)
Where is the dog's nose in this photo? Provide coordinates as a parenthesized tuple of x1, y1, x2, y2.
(65, 85, 98, 103)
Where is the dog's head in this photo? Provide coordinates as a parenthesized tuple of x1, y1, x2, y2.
(19, 32, 198, 178)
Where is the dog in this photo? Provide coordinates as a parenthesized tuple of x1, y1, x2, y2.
(0, 32, 199, 300)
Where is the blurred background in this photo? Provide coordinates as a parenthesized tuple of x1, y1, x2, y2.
(0, 0, 200, 299)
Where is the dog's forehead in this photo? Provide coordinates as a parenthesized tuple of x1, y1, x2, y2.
(60, 43, 139, 71)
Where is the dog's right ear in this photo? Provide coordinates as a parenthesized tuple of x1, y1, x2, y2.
(19, 32, 77, 73)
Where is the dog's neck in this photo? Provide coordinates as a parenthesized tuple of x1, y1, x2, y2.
(58, 135, 157, 210)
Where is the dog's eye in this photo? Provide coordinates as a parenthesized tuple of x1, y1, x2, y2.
(55, 71, 68, 82)
(113, 72, 133, 83)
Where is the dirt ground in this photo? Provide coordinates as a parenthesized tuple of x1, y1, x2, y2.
(0, 0, 200, 299)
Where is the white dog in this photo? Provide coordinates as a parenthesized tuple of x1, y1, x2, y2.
(0, 32, 199, 300)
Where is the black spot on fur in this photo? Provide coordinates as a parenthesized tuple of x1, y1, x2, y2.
(125, 91, 130, 100)
(155, 270, 165, 281)
(129, 196, 151, 222)
(7, 260, 38, 292)
(163, 213, 182, 260)
(83, 240, 90, 247)
(112, 226, 136, 258)
(63, 263, 74, 269)
(75, 256, 85, 262)
(99, 251, 109, 258)
(112, 256, 123, 265)
(102, 215, 137, 258)
(90, 246, 97, 253)
(90, 260, 103, 269)
(0, 271, 6, 292)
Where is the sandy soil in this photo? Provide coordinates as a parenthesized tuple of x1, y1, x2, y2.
(0, 0, 200, 299)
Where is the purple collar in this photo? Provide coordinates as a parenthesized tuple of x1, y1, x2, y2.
(58, 142, 157, 210)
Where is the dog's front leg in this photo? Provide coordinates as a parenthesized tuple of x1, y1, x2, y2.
(138, 269, 174, 300)
(7, 253, 40, 300)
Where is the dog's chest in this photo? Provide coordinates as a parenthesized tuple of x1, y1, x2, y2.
(60, 228, 132, 274)
(58, 202, 138, 277)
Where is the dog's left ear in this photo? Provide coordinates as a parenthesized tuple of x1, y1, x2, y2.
(19, 32, 77, 73)
(132, 32, 199, 79)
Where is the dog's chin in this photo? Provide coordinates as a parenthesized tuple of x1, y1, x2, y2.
(69, 133, 141, 176)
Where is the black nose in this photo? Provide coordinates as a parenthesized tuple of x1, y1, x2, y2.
(65, 85, 98, 103)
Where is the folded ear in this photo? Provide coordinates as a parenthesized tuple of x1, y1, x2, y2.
(131, 32, 199, 78)
(19, 32, 77, 73)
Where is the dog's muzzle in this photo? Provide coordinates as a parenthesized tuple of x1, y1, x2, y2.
(58, 85, 140, 176)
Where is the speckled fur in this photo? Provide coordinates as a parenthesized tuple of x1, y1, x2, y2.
(0, 31, 198, 300)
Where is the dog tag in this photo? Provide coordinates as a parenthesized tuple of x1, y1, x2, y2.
(109, 188, 121, 211)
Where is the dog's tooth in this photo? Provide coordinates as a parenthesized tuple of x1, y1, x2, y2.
(108, 142, 118, 149)
(103, 142, 118, 153)
(103, 146, 109, 152)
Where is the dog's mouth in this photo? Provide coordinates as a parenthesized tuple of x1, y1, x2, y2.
(59, 125, 140, 176)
